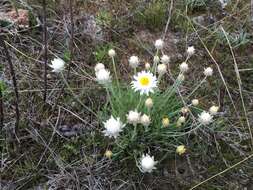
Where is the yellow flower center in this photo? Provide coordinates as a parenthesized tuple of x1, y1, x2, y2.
(139, 76, 150, 86)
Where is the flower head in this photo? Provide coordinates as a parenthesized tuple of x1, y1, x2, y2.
(145, 62, 151, 70)
(104, 150, 113, 159)
(126, 110, 141, 126)
(177, 74, 185, 82)
(204, 67, 213, 76)
(155, 39, 164, 50)
(178, 116, 186, 123)
(161, 55, 170, 64)
(131, 71, 157, 95)
(162, 117, 170, 127)
(153, 55, 160, 64)
(157, 64, 167, 75)
(176, 145, 186, 155)
(96, 69, 111, 85)
(140, 114, 151, 127)
(94, 63, 105, 72)
(179, 62, 189, 73)
(49, 58, 65, 73)
(181, 107, 189, 114)
(187, 46, 195, 56)
(103, 116, 125, 138)
(129, 56, 139, 68)
(108, 49, 116, 57)
(139, 154, 157, 173)
(198, 111, 213, 125)
(145, 98, 153, 109)
(209, 106, 219, 115)
(191, 99, 199, 106)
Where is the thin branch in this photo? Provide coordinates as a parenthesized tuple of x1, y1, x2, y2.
(0, 84, 3, 128)
(42, 0, 48, 102)
(0, 36, 20, 132)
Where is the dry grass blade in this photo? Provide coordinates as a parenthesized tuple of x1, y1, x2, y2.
(220, 26, 253, 150)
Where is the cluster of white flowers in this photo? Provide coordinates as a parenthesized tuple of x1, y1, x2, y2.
(94, 39, 220, 173)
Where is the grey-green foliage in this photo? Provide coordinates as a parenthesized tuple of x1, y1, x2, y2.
(100, 79, 204, 170)
(135, 0, 168, 31)
(184, 0, 208, 10)
(216, 30, 251, 48)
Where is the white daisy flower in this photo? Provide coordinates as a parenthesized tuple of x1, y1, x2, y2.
(204, 67, 213, 76)
(155, 39, 164, 50)
(129, 56, 139, 68)
(108, 49, 116, 57)
(140, 114, 151, 127)
(187, 46, 195, 56)
(94, 63, 105, 73)
(161, 55, 170, 64)
(198, 111, 213, 125)
(126, 110, 141, 126)
(103, 116, 125, 138)
(49, 58, 65, 73)
(131, 71, 157, 95)
(139, 154, 157, 173)
(157, 64, 167, 75)
(96, 69, 111, 85)
(209, 106, 219, 115)
(179, 62, 189, 73)
(191, 99, 199, 106)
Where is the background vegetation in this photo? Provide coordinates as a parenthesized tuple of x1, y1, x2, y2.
(0, 0, 253, 189)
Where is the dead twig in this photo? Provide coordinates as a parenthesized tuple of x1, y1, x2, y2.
(0, 35, 20, 132)
(42, 0, 48, 103)
(0, 84, 3, 128)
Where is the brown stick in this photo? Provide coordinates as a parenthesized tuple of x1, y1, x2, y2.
(0, 35, 20, 132)
(42, 0, 48, 103)
(0, 84, 3, 128)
